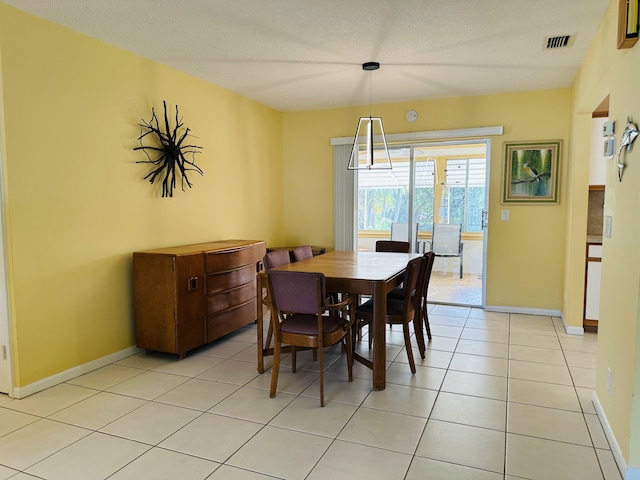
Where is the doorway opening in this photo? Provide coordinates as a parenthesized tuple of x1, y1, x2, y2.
(355, 141, 488, 307)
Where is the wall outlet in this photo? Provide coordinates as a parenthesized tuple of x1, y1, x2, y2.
(501, 210, 510, 221)
(607, 368, 613, 392)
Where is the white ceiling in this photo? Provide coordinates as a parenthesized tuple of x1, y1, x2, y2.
(4, 0, 610, 112)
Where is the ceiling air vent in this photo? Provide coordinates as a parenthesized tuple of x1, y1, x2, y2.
(544, 35, 575, 49)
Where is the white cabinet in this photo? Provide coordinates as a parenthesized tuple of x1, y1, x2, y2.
(584, 243, 602, 330)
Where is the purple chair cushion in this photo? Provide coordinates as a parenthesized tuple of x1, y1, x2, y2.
(291, 245, 314, 262)
(269, 270, 326, 315)
(264, 250, 291, 271)
(357, 297, 404, 316)
(281, 314, 348, 335)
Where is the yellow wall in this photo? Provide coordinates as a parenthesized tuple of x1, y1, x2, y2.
(0, 4, 285, 387)
(569, 0, 640, 465)
(283, 90, 571, 310)
(6, 9, 638, 469)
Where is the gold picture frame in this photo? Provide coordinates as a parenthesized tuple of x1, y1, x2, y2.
(502, 140, 561, 204)
(618, 0, 639, 49)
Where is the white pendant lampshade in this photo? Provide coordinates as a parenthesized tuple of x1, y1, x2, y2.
(347, 62, 392, 170)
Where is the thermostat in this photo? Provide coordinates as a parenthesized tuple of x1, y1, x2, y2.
(603, 120, 615, 136)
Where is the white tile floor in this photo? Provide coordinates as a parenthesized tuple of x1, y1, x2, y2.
(0, 306, 622, 479)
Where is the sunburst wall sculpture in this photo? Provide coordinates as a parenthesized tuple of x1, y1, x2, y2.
(134, 101, 203, 197)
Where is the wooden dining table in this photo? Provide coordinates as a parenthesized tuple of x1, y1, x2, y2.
(256, 250, 419, 390)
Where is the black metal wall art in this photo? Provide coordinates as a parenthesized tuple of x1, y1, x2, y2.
(134, 101, 203, 197)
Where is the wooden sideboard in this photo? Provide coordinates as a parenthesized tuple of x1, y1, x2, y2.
(133, 239, 266, 358)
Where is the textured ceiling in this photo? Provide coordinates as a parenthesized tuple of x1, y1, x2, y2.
(4, 0, 610, 111)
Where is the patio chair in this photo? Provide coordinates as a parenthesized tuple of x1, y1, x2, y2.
(428, 223, 464, 278)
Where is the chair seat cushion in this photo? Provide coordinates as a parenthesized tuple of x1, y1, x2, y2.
(357, 297, 404, 316)
(387, 287, 403, 300)
(281, 314, 349, 336)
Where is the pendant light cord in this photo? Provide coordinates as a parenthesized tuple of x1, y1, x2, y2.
(369, 70, 372, 118)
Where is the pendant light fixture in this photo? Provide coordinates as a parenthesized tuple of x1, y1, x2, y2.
(347, 62, 392, 170)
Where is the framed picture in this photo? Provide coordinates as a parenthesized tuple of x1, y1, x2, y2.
(502, 140, 561, 204)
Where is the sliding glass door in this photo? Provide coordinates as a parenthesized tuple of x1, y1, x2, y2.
(355, 141, 488, 306)
(356, 146, 434, 252)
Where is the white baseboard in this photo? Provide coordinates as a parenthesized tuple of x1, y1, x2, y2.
(483, 306, 585, 336)
(593, 390, 632, 479)
(561, 312, 585, 336)
(484, 305, 562, 317)
(11, 346, 141, 399)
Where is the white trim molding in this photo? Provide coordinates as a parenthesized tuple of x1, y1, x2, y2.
(593, 391, 632, 479)
(11, 346, 141, 399)
(561, 312, 585, 335)
(484, 306, 584, 335)
(331, 125, 503, 146)
(484, 305, 562, 317)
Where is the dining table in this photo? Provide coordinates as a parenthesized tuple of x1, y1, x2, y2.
(256, 250, 419, 390)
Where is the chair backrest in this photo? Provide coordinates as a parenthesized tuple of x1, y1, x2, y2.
(375, 240, 411, 253)
(291, 245, 313, 262)
(415, 251, 435, 309)
(268, 270, 324, 315)
(263, 250, 291, 271)
(390, 222, 418, 243)
(402, 256, 423, 311)
(431, 223, 462, 255)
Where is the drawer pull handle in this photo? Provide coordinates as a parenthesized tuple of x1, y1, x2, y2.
(187, 277, 199, 292)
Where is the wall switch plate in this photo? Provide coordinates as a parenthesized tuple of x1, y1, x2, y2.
(501, 210, 509, 221)
(605, 215, 612, 238)
(604, 138, 615, 158)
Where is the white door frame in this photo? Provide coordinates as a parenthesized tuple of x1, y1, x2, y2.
(0, 217, 12, 395)
(0, 64, 13, 395)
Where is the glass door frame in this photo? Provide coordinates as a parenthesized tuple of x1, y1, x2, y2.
(355, 138, 490, 307)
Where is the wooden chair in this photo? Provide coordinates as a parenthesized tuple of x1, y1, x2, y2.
(418, 251, 436, 342)
(264, 249, 291, 271)
(387, 251, 435, 355)
(354, 256, 423, 374)
(353, 240, 410, 342)
(293, 245, 342, 305)
(261, 250, 292, 350)
(371, 240, 410, 336)
(375, 240, 411, 253)
(267, 270, 354, 406)
(291, 245, 314, 261)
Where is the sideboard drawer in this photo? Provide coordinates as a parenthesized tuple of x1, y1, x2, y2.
(207, 300, 256, 342)
(206, 247, 254, 273)
(205, 265, 255, 295)
(206, 283, 255, 314)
